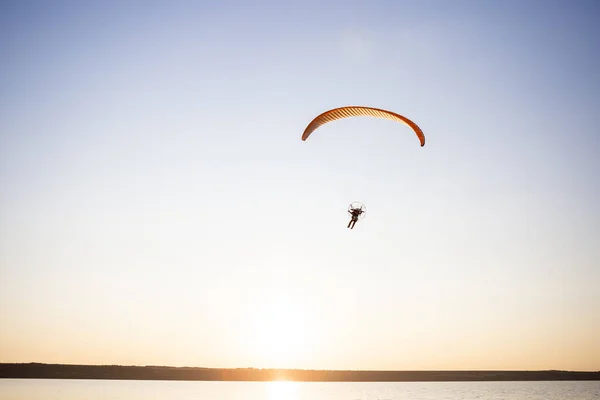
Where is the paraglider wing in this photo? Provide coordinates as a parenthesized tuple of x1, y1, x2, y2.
(301, 106, 425, 147)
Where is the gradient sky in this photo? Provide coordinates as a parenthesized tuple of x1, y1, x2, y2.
(1, 0, 599, 371)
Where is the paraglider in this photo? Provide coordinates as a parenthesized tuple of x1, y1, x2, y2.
(301, 106, 425, 229)
(347, 202, 366, 229)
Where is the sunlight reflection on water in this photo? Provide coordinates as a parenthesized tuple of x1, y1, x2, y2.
(267, 381, 300, 400)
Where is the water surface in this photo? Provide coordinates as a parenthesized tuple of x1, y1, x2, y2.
(1, 379, 599, 400)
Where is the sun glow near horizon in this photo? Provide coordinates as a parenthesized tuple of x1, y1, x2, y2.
(242, 290, 323, 369)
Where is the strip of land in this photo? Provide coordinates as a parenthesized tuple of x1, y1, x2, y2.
(1, 363, 599, 381)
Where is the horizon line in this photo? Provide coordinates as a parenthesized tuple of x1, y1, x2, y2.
(2, 362, 598, 373)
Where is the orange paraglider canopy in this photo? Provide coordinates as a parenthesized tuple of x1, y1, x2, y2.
(301, 106, 425, 147)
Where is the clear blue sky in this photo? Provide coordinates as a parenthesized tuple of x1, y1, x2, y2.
(1, 0, 599, 371)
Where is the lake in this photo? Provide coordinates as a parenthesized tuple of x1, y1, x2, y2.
(1, 379, 599, 400)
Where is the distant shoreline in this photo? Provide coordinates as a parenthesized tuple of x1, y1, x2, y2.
(1, 363, 599, 382)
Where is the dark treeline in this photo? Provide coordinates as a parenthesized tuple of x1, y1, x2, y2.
(1, 363, 599, 381)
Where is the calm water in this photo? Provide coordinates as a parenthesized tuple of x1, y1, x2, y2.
(1, 379, 599, 400)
